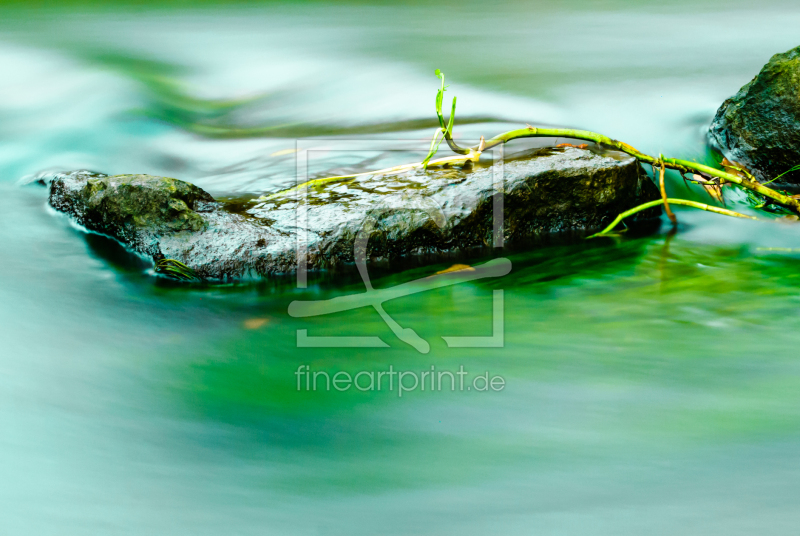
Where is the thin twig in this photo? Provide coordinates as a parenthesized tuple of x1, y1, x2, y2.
(478, 127, 800, 212)
(264, 71, 800, 220)
(588, 198, 759, 238)
(658, 157, 677, 226)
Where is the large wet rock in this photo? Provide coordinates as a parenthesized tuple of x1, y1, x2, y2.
(709, 45, 800, 185)
(47, 147, 659, 280)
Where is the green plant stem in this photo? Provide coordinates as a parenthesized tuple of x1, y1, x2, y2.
(588, 198, 759, 238)
(479, 127, 800, 212)
(267, 124, 799, 215)
(762, 164, 800, 185)
(481, 127, 651, 159)
(434, 69, 471, 156)
(268, 68, 798, 217)
(663, 157, 799, 209)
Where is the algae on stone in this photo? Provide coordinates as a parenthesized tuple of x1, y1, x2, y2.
(49, 173, 215, 257)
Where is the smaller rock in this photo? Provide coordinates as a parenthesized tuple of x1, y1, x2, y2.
(708, 45, 800, 185)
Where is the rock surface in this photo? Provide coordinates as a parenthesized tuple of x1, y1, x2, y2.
(47, 147, 659, 280)
(709, 45, 800, 185)
(49, 172, 216, 257)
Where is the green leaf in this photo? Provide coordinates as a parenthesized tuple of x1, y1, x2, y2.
(422, 128, 444, 169)
(447, 96, 457, 136)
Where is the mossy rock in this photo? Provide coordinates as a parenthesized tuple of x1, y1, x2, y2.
(49, 172, 215, 257)
(709, 45, 800, 185)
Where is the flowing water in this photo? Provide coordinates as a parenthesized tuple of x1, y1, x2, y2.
(3, 1, 800, 534)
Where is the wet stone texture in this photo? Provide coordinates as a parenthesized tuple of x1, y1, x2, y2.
(49, 172, 216, 257)
(47, 147, 660, 280)
(709, 45, 800, 185)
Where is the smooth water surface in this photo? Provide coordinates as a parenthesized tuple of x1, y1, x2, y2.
(2, 1, 800, 534)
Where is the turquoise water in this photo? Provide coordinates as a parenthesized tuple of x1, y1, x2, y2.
(3, 2, 800, 534)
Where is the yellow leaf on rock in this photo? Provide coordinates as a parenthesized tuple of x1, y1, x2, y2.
(435, 264, 475, 275)
(244, 318, 270, 329)
(721, 158, 755, 180)
(556, 143, 589, 149)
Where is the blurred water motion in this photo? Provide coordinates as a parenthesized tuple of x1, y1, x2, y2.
(2, 1, 800, 534)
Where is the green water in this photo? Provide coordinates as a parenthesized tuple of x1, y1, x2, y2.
(3, 1, 800, 534)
